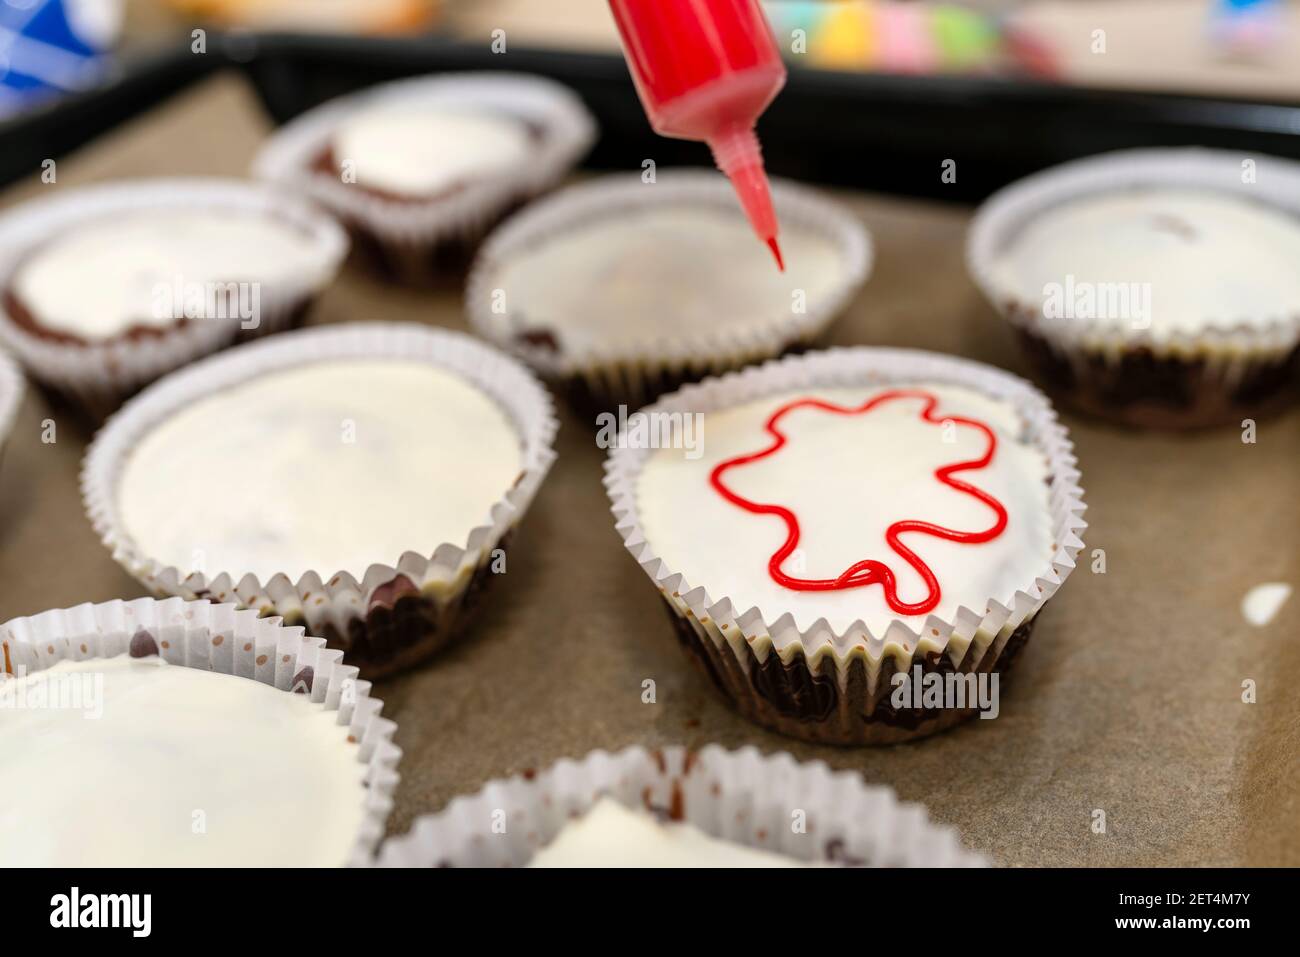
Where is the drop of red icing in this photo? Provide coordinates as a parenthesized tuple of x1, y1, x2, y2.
(708, 389, 1008, 616)
(765, 236, 785, 271)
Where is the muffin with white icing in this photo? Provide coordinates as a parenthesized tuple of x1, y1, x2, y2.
(968, 148, 1300, 428)
(0, 178, 347, 419)
(377, 746, 986, 867)
(253, 72, 596, 280)
(82, 323, 557, 677)
(0, 598, 399, 867)
(604, 347, 1086, 745)
(467, 171, 872, 411)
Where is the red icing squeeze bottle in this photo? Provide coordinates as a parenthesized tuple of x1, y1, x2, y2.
(608, 0, 788, 269)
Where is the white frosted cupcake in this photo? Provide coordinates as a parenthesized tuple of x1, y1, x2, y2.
(377, 746, 986, 867)
(82, 323, 557, 678)
(468, 171, 872, 411)
(253, 72, 596, 280)
(969, 148, 1300, 428)
(0, 178, 347, 419)
(0, 598, 399, 867)
(604, 347, 1086, 745)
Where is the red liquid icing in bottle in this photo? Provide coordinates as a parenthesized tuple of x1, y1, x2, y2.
(608, 0, 788, 269)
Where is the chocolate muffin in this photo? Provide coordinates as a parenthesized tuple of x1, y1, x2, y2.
(253, 72, 595, 280)
(82, 323, 557, 678)
(0, 178, 347, 418)
(604, 347, 1086, 745)
(467, 171, 872, 412)
(969, 148, 1300, 428)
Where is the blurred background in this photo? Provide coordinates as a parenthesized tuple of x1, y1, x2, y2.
(2, 0, 1297, 121)
(2, 0, 1298, 202)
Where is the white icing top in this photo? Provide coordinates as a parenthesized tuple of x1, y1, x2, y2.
(0, 655, 364, 867)
(12, 210, 326, 341)
(990, 189, 1300, 337)
(635, 384, 1053, 635)
(527, 797, 806, 868)
(117, 359, 522, 582)
(492, 207, 845, 351)
(331, 105, 531, 197)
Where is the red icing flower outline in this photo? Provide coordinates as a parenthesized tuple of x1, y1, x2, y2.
(708, 389, 1008, 616)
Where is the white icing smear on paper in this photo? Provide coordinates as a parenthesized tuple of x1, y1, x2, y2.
(1241, 582, 1292, 627)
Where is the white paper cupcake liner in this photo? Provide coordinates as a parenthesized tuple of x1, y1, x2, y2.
(0, 177, 349, 420)
(967, 147, 1300, 426)
(603, 347, 1087, 745)
(82, 322, 559, 678)
(376, 744, 987, 867)
(467, 170, 873, 410)
(0, 596, 400, 866)
(252, 72, 597, 266)
(0, 347, 23, 459)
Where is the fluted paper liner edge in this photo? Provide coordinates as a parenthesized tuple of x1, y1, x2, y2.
(376, 744, 987, 867)
(0, 347, 23, 455)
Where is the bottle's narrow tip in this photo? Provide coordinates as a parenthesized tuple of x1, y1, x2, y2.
(709, 127, 784, 272)
(766, 236, 785, 272)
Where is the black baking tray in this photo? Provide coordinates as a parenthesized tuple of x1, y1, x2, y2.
(3, 31, 1299, 201)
